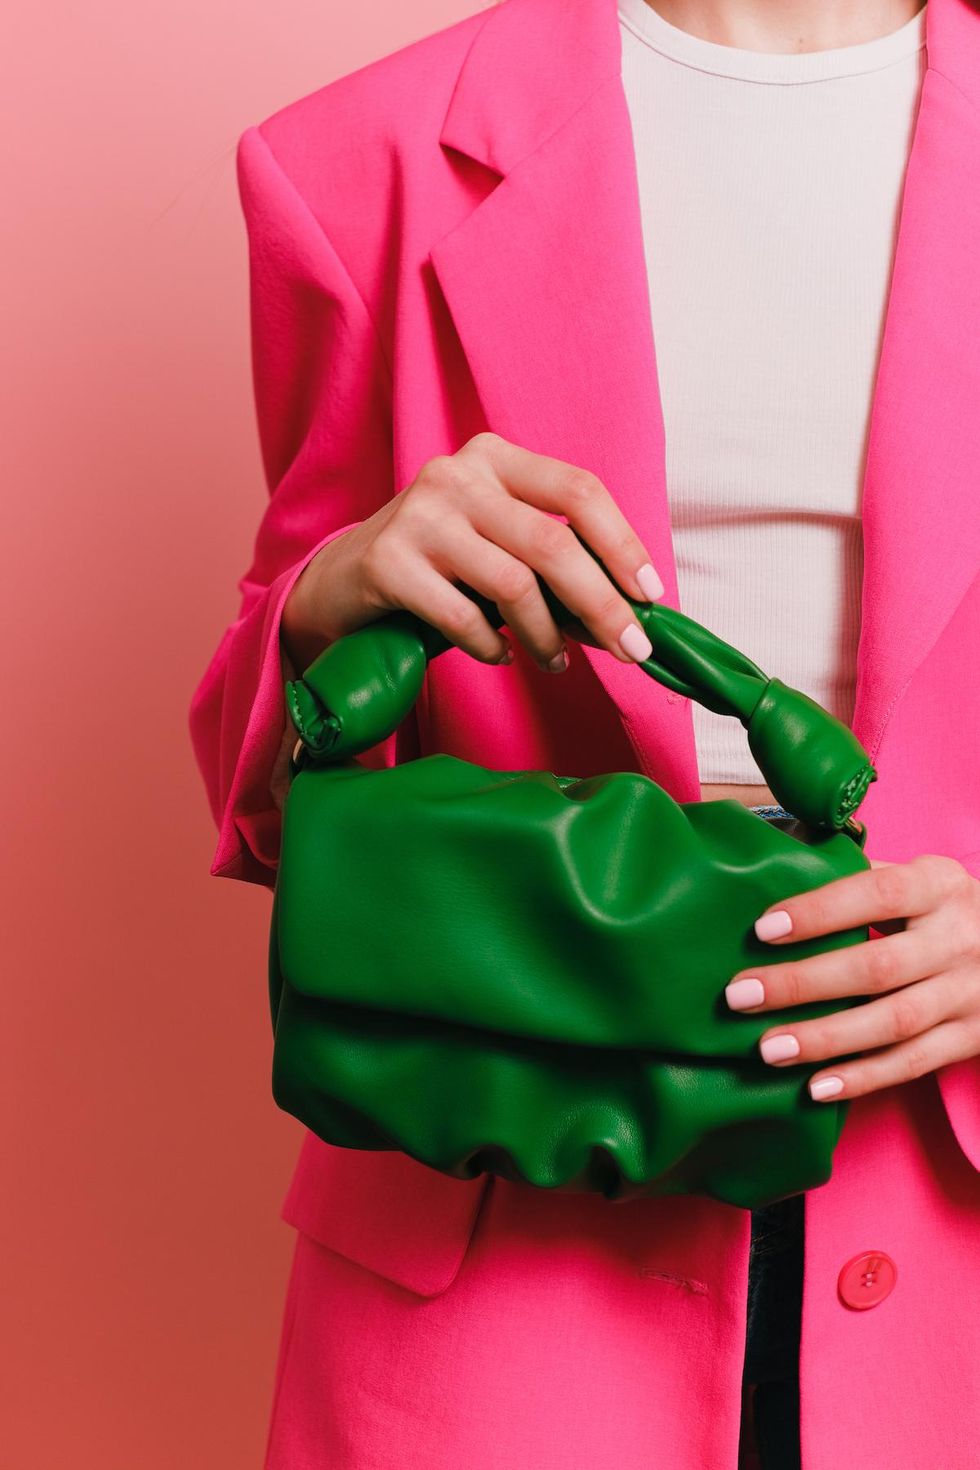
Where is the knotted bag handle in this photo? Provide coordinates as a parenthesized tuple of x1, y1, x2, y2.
(284, 529, 876, 835)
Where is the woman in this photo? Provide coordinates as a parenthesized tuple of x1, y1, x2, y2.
(189, 0, 980, 1465)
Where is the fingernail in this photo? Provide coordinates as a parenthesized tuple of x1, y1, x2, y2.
(725, 977, 766, 1010)
(619, 622, 653, 662)
(498, 645, 514, 665)
(755, 909, 793, 941)
(636, 562, 664, 601)
(810, 1075, 845, 1100)
(760, 1034, 800, 1064)
(547, 647, 569, 673)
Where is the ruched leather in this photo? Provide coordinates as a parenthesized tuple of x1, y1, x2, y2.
(271, 535, 878, 1208)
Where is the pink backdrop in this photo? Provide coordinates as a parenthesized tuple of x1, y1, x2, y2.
(2, 2, 485, 1464)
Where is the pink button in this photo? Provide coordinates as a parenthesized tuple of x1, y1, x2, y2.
(837, 1250, 897, 1310)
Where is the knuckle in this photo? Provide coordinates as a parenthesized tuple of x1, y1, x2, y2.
(592, 586, 630, 629)
(913, 852, 952, 888)
(928, 853, 970, 893)
(562, 468, 603, 507)
(805, 1023, 833, 1058)
(463, 430, 500, 456)
(780, 963, 808, 1009)
(400, 491, 442, 533)
(949, 905, 980, 959)
(612, 526, 643, 563)
(529, 514, 573, 562)
(492, 561, 538, 606)
(864, 939, 899, 994)
(901, 1044, 931, 1083)
(890, 995, 923, 1043)
(800, 892, 829, 933)
(442, 598, 483, 640)
(415, 455, 463, 495)
(873, 864, 912, 917)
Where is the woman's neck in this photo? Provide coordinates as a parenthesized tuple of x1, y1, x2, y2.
(640, 0, 925, 52)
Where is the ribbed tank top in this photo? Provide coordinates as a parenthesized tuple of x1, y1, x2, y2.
(617, 0, 927, 781)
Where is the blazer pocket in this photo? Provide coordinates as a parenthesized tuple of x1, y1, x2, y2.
(278, 1131, 494, 1298)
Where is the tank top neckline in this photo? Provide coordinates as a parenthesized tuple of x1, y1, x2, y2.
(616, 0, 927, 85)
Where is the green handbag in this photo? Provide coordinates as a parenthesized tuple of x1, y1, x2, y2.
(269, 537, 877, 1210)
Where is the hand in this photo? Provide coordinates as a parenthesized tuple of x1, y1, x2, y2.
(723, 854, 980, 1103)
(281, 431, 665, 675)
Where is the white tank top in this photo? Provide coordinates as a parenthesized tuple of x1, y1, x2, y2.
(617, 0, 927, 783)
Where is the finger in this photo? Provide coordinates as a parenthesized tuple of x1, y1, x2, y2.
(803, 1015, 980, 1102)
(727, 921, 968, 1011)
(372, 547, 513, 664)
(753, 854, 970, 945)
(867, 860, 913, 935)
(469, 490, 653, 664)
(432, 518, 569, 672)
(463, 432, 664, 604)
(755, 971, 967, 1071)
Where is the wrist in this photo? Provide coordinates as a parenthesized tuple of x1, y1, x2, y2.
(281, 555, 332, 674)
(281, 529, 364, 673)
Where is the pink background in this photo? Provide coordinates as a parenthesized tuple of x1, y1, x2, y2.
(2, 2, 487, 1464)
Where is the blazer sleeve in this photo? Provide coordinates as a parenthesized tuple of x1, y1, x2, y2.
(188, 123, 401, 889)
(935, 846, 980, 1174)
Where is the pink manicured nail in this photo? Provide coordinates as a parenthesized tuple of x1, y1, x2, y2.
(810, 1075, 845, 1100)
(547, 647, 569, 673)
(725, 977, 766, 1010)
(760, 1034, 800, 1064)
(755, 909, 793, 941)
(619, 622, 653, 662)
(636, 563, 664, 601)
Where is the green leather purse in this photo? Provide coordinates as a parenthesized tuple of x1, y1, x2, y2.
(269, 538, 877, 1210)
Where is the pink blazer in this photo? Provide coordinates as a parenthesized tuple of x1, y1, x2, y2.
(189, 0, 980, 1464)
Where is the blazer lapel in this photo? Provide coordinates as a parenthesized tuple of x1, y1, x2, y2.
(849, 0, 980, 768)
(430, 0, 980, 801)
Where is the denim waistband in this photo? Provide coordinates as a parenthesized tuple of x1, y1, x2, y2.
(749, 804, 796, 820)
